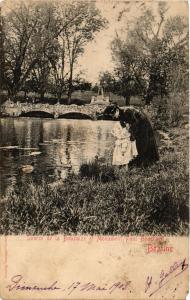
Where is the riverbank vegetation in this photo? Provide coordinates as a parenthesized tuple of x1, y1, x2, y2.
(0, 125, 188, 235)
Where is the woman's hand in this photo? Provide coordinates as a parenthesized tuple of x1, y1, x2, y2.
(130, 135, 135, 142)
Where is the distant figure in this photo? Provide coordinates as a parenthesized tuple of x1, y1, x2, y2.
(104, 104, 159, 167)
(111, 121, 137, 169)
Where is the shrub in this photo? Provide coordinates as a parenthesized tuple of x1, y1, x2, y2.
(144, 92, 188, 130)
(79, 157, 118, 182)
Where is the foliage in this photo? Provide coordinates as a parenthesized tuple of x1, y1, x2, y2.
(1, 0, 107, 103)
(108, 3, 188, 104)
(73, 78, 92, 91)
(2, 1, 59, 100)
(143, 92, 188, 130)
(79, 156, 118, 182)
(62, 1, 107, 102)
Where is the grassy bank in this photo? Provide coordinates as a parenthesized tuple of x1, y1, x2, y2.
(0, 126, 188, 235)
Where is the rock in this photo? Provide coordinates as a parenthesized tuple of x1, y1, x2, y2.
(0, 145, 19, 149)
(18, 147, 39, 150)
(30, 151, 41, 156)
(24, 151, 41, 156)
(21, 165, 34, 173)
(159, 145, 174, 152)
(48, 180, 64, 188)
(157, 130, 170, 140)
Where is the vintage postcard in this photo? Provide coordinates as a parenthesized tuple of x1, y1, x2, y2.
(0, 0, 189, 299)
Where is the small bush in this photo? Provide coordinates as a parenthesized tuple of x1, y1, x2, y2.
(79, 157, 118, 182)
(144, 92, 188, 130)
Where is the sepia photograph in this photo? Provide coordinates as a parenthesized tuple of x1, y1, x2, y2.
(0, 0, 189, 237)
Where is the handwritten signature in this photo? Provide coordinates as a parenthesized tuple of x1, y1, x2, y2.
(6, 258, 188, 296)
(6, 274, 131, 295)
(145, 257, 189, 297)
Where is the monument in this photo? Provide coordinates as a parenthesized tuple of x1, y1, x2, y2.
(90, 86, 110, 104)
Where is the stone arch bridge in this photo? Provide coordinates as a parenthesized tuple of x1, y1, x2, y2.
(0, 103, 108, 120)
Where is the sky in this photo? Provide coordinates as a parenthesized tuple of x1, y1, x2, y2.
(77, 0, 188, 84)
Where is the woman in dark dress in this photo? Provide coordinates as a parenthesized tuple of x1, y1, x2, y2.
(103, 104, 159, 167)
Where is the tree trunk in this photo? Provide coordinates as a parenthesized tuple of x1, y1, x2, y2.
(24, 90, 27, 99)
(40, 90, 45, 103)
(145, 78, 154, 105)
(67, 80, 72, 105)
(8, 89, 16, 103)
(145, 93, 153, 105)
(125, 96, 130, 106)
(57, 92, 61, 105)
(67, 62, 73, 105)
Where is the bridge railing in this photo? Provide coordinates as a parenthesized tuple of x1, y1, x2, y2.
(0, 102, 108, 118)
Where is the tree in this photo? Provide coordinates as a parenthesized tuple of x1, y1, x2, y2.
(98, 71, 124, 100)
(111, 2, 188, 104)
(91, 83, 99, 93)
(72, 77, 92, 91)
(2, 2, 55, 100)
(2, 0, 81, 101)
(63, 1, 107, 104)
(2, 0, 107, 103)
(99, 71, 115, 93)
(48, 36, 67, 103)
(99, 62, 145, 105)
(3, 3, 37, 99)
(27, 2, 61, 102)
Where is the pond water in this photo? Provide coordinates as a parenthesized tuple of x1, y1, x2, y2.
(0, 118, 115, 196)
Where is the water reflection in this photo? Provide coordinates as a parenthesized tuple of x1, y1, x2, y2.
(0, 118, 115, 196)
